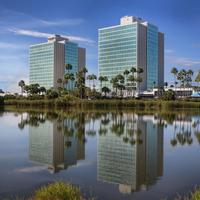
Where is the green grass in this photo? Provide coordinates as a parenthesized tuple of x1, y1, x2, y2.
(33, 182, 83, 200)
(3, 97, 200, 111)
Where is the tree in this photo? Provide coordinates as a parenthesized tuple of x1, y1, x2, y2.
(186, 69, 193, 87)
(153, 81, 156, 89)
(195, 71, 200, 88)
(39, 87, 46, 95)
(18, 80, 25, 95)
(91, 74, 97, 90)
(177, 69, 187, 88)
(128, 67, 137, 97)
(110, 77, 118, 93)
(28, 84, 40, 95)
(171, 67, 178, 91)
(136, 67, 143, 96)
(63, 73, 75, 89)
(164, 82, 168, 88)
(161, 90, 175, 101)
(46, 89, 59, 99)
(123, 70, 130, 87)
(65, 63, 72, 73)
(87, 75, 93, 89)
(116, 74, 125, 97)
(102, 86, 110, 97)
(57, 78, 63, 88)
(75, 67, 88, 99)
(98, 76, 108, 92)
(127, 75, 136, 97)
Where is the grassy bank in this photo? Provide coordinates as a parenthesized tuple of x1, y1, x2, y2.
(32, 182, 83, 200)
(3, 97, 200, 110)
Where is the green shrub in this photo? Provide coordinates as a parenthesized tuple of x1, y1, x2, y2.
(4, 94, 16, 100)
(161, 90, 175, 101)
(46, 90, 59, 99)
(191, 188, 200, 200)
(33, 182, 82, 200)
(27, 95, 44, 100)
(0, 96, 4, 105)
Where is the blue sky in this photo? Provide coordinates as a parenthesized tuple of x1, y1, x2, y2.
(0, 0, 200, 92)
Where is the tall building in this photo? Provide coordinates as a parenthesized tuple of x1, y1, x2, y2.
(98, 16, 164, 92)
(29, 35, 86, 89)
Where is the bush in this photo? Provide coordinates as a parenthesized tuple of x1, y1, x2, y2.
(27, 95, 44, 100)
(46, 90, 59, 99)
(33, 182, 82, 200)
(161, 90, 175, 101)
(0, 96, 4, 105)
(4, 94, 16, 100)
(191, 188, 200, 200)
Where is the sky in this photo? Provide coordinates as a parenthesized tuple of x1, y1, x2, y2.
(0, 0, 200, 92)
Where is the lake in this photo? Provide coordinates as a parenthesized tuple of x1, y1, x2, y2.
(0, 109, 200, 200)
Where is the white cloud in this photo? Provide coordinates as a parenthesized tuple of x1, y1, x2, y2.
(7, 76, 29, 93)
(166, 55, 200, 67)
(0, 41, 28, 49)
(14, 166, 46, 173)
(165, 49, 175, 54)
(8, 28, 95, 44)
(0, 8, 84, 28)
(40, 19, 84, 26)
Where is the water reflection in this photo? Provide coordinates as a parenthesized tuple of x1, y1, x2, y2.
(98, 114, 163, 194)
(12, 110, 200, 195)
(19, 112, 86, 173)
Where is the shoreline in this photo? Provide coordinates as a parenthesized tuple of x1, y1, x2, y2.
(3, 98, 200, 110)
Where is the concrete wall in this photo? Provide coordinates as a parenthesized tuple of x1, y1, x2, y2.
(78, 47, 86, 71)
(137, 23, 147, 91)
(54, 42, 65, 88)
(158, 32, 164, 87)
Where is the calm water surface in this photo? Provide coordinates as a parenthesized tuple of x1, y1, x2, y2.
(0, 109, 200, 200)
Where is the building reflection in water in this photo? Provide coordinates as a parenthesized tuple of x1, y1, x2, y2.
(29, 116, 85, 173)
(97, 114, 164, 194)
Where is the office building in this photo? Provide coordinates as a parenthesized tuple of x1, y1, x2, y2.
(98, 16, 164, 92)
(29, 35, 86, 89)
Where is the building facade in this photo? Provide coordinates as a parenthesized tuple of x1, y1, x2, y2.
(98, 16, 164, 92)
(29, 35, 86, 89)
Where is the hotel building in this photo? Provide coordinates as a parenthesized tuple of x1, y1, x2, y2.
(98, 16, 164, 92)
(29, 35, 86, 89)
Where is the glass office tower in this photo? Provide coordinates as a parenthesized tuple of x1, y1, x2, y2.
(29, 35, 86, 90)
(98, 16, 164, 92)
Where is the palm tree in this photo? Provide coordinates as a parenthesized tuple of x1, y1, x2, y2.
(127, 75, 136, 97)
(164, 82, 168, 88)
(195, 71, 200, 89)
(153, 81, 156, 89)
(98, 76, 108, 92)
(87, 75, 93, 89)
(91, 74, 97, 90)
(57, 78, 63, 88)
(65, 63, 72, 73)
(102, 86, 110, 97)
(129, 67, 137, 96)
(171, 67, 178, 93)
(116, 74, 125, 97)
(18, 80, 25, 95)
(39, 87, 46, 95)
(110, 77, 118, 94)
(123, 70, 130, 85)
(64, 73, 75, 88)
(136, 67, 143, 96)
